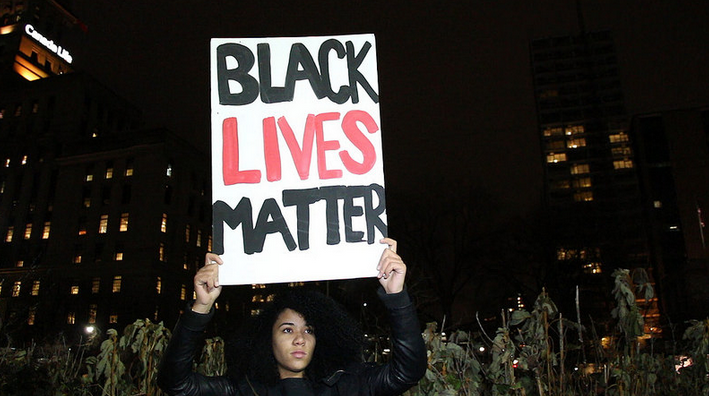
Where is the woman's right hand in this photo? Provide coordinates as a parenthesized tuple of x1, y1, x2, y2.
(192, 253, 223, 314)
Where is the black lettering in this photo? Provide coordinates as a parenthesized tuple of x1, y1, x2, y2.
(363, 183, 387, 243)
(318, 39, 350, 104)
(253, 198, 297, 253)
(285, 43, 327, 101)
(257, 43, 288, 103)
(282, 188, 321, 251)
(343, 185, 366, 242)
(346, 41, 379, 104)
(212, 198, 255, 255)
(216, 44, 259, 105)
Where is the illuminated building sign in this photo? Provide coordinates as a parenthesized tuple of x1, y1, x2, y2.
(24, 24, 73, 64)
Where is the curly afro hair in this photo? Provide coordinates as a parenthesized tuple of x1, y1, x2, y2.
(226, 288, 365, 385)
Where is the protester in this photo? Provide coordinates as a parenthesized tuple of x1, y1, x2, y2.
(158, 237, 426, 396)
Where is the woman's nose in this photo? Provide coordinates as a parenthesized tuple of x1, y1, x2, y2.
(293, 332, 305, 345)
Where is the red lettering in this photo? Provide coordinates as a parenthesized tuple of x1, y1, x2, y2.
(263, 117, 281, 182)
(222, 117, 261, 185)
(340, 110, 378, 174)
(278, 115, 316, 180)
(315, 112, 342, 179)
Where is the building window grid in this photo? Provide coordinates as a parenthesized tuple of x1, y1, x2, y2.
(24, 223, 32, 239)
(92, 278, 100, 293)
(42, 222, 50, 239)
(89, 304, 98, 324)
(12, 281, 21, 297)
(161, 213, 167, 233)
(99, 215, 108, 234)
(31, 280, 40, 296)
(5, 226, 13, 242)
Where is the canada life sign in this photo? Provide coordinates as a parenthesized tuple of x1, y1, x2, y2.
(210, 34, 387, 285)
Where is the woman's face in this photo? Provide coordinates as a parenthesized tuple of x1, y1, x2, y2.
(272, 308, 316, 379)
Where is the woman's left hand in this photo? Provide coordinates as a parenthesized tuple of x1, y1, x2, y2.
(377, 238, 406, 294)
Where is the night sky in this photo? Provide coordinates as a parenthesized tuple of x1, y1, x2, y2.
(67, 0, 709, 220)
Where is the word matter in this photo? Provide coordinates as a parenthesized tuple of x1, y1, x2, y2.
(212, 183, 386, 255)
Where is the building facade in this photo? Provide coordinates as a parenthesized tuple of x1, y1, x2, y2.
(0, 0, 214, 344)
(530, 31, 654, 327)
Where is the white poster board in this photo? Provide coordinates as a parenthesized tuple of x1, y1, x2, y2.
(210, 34, 387, 285)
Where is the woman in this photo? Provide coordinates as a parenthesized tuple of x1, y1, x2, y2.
(158, 238, 426, 396)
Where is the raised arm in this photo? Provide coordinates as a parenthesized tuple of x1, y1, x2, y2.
(369, 238, 427, 395)
(157, 254, 235, 396)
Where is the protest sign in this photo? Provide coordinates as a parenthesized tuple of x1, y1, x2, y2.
(210, 34, 387, 285)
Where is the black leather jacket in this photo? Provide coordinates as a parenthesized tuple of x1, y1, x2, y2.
(158, 289, 427, 396)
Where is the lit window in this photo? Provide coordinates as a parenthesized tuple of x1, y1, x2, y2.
(654, 201, 662, 209)
(78, 218, 87, 236)
(612, 146, 633, 157)
(12, 281, 21, 297)
(196, 230, 202, 247)
(609, 132, 629, 143)
(24, 223, 32, 239)
(99, 215, 108, 234)
(161, 213, 167, 233)
(154, 306, 159, 321)
(288, 282, 305, 287)
(42, 222, 51, 239)
(28, 308, 36, 325)
(252, 284, 266, 289)
(185, 224, 190, 243)
(570, 163, 590, 175)
(4, 158, 10, 168)
(112, 276, 122, 293)
(574, 191, 594, 202)
(85, 171, 93, 182)
(92, 278, 100, 293)
(125, 160, 134, 176)
(89, 304, 97, 324)
(572, 177, 592, 188)
(565, 125, 584, 136)
(105, 165, 113, 179)
(115, 252, 123, 261)
(180, 285, 186, 301)
(74, 254, 82, 264)
(67, 312, 76, 325)
(613, 159, 634, 169)
(583, 262, 603, 274)
(567, 138, 586, 149)
(252, 294, 264, 303)
(31, 280, 40, 296)
(109, 313, 118, 324)
(183, 254, 189, 270)
(83, 196, 91, 208)
(15, 260, 23, 268)
(0, 181, 4, 193)
(159, 243, 166, 262)
(267, 294, 275, 302)
(5, 226, 13, 242)
(546, 152, 567, 163)
(250, 309, 263, 316)
(543, 127, 563, 137)
(208, 236, 212, 251)
(156, 277, 162, 294)
(166, 164, 173, 177)
(71, 285, 79, 295)
(21, 155, 28, 165)
(119, 213, 129, 232)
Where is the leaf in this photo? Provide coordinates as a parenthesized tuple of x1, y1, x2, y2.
(510, 310, 531, 326)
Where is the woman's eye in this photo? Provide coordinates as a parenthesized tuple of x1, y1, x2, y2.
(283, 328, 293, 333)
(305, 327, 314, 334)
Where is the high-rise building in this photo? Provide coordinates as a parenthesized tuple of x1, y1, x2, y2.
(0, 0, 212, 343)
(631, 108, 709, 322)
(530, 30, 652, 325)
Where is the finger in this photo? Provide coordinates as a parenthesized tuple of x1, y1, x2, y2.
(205, 253, 223, 266)
(380, 237, 397, 253)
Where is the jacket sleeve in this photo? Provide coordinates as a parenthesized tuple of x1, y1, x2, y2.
(157, 304, 237, 396)
(366, 289, 427, 396)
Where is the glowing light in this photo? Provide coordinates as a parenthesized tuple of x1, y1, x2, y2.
(24, 24, 73, 63)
